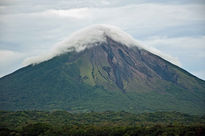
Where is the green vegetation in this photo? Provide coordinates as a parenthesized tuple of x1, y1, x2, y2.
(0, 111, 205, 136)
(0, 44, 205, 114)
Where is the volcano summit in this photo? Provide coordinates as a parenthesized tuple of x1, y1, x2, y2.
(0, 25, 205, 114)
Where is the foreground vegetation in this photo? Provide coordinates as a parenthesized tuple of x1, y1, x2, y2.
(0, 111, 205, 136)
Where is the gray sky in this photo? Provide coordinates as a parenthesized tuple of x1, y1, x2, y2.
(0, 0, 205, 80)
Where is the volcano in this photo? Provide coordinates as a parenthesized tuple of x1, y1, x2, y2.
(0, 25, 205, 114)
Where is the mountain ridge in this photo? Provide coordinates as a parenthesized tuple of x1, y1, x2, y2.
(0, 26, 205, 114)
(24, 24, 179, 66)
(24, 24, 140, 65)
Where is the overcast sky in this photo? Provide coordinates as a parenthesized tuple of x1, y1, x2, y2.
(0, 0, 205, 80)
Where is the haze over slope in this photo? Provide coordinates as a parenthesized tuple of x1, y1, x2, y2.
(0, 25, 205, 114)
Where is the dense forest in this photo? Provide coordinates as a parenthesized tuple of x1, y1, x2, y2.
(0, 111, 205, 136)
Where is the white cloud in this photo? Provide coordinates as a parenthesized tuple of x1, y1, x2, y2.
(23, 24, 181, 67)
(37, 8, 91, 19)
(0, 1, 205, 79)
(23, 24, 141, 65)
(1, 3, 204, 49)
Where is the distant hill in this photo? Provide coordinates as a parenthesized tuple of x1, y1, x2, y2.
(0, 25, 205, 114)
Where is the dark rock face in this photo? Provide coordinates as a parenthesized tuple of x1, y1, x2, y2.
(83, 37, 181, 92)
(0, 36, 205, 114)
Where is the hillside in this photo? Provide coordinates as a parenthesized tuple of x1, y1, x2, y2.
(0, 25, 205, 114)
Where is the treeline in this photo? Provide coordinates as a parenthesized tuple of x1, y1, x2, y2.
(0, 111, 205, 136)
(1, 123, 205, 136)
